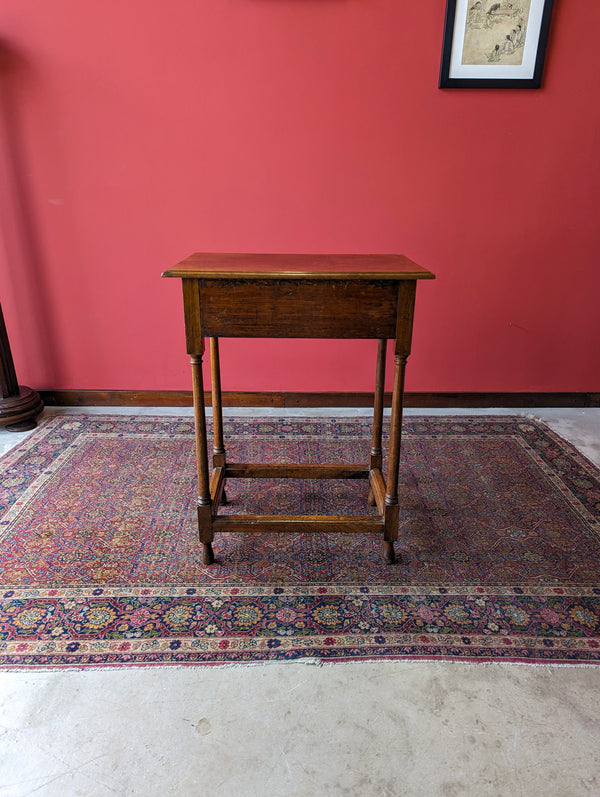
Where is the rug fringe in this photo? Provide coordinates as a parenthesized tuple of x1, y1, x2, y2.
(3, 657, 600, 674)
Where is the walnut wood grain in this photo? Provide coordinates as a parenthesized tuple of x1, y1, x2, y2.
(370, 338, 387, 471)
(225, 463, 369, 480)
(163, 252, 435, 280)
(197, 279, 399, 339)
(209, 338, 225, 467)
(209, 466, 226, 512)
(368, 469, 387, 515)
(213, 515, 384, 534)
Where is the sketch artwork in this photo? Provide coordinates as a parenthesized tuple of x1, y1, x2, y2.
(462, 1, 532, 65)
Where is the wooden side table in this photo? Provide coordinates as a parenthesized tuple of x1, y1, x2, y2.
(163, 253, 434, 566)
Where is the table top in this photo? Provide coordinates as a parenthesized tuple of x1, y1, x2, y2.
(162, 253, 435, 281)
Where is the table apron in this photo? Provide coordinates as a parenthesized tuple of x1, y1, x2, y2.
(190, 278, 412, 338)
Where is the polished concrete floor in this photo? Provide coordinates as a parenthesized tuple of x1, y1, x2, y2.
(1, 407, 599, 797)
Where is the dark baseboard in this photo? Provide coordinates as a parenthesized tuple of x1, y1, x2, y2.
(39, 390, 600, 408)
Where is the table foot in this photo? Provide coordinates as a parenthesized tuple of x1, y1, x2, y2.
(383, 541, 396, 565)
(201, 542, 215, 565)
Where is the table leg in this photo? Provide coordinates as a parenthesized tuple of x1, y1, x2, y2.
(368, 338, 387, 506)
(209, 338, 228, 504)
(383, 353, 408, 564)
(190, 352, 214, 565)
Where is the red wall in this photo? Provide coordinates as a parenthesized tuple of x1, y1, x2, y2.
(1, 1, 599, 394)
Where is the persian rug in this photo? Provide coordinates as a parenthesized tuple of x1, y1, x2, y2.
(1, 414, 599, 669)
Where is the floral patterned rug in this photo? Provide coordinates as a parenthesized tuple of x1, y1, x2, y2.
(1, 414, 599, 668)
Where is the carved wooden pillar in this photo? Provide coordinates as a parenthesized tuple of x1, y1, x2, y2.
(0, 44, 43, 432)
(0, 300, 43, 431)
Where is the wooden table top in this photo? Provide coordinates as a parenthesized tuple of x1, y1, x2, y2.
(162, 253, 435, 281)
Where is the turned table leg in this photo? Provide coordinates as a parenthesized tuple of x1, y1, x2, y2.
(383, 281, 416, 564)
(182, 279, 215, 565)
(383, 354, 408, 564)
(191, 352, 214, 565)
(210, 337, 227, 504)
(368, 338, 387, 506)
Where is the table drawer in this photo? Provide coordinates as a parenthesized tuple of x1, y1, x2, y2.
(195, 278, 405, 338)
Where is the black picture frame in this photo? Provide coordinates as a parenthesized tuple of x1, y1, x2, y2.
(439, 0, 554, 89)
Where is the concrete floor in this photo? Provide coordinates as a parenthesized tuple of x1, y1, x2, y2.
(1, 407, 599, 797)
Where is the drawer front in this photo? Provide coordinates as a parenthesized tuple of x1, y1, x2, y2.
(196, 278, 403, 338)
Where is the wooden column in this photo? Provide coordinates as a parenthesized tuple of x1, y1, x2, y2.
(0, 301, 43, 431)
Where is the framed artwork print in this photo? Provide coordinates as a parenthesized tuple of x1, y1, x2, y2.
(439, 0, 554, 88)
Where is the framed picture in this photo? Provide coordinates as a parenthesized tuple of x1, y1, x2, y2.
(439, 0, 554, 88)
